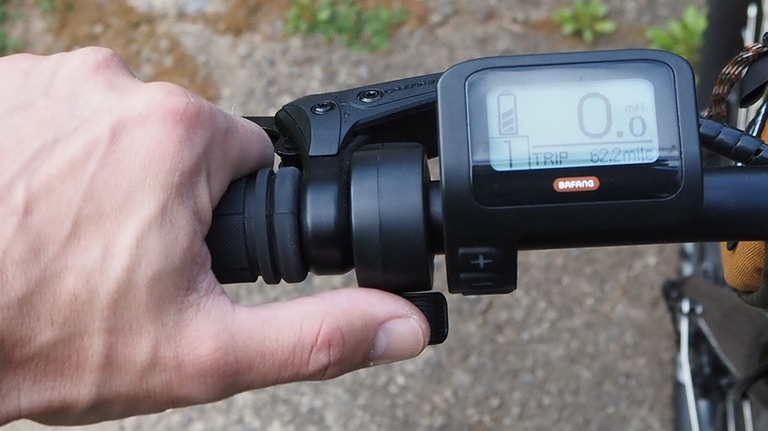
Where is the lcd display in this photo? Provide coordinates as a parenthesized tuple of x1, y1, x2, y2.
(463, 60, 685, 206)
(485, 78, 660, 171)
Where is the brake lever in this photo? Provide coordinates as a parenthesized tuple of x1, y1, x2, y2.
(244, 116, 281, 145)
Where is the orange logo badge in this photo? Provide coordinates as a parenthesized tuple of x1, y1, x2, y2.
(553, 176, 601, 193)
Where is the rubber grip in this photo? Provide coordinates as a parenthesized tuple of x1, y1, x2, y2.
(251, 169, 279, 284)
(272, 168, 305, 282)
(207, 175, 262, 283)
(207, 167, 307, 285)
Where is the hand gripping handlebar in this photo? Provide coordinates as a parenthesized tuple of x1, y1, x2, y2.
(204, 71, 768, 345)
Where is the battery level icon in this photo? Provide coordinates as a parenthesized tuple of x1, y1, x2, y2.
(498, 92, 518, 135)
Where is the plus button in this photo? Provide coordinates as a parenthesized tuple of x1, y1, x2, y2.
(471, 254, 493, 269)
(458, 247, 501, 272)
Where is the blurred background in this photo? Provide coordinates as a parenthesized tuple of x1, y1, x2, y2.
(2, 0, 706, 429)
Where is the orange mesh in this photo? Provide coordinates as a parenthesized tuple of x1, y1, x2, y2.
(721, 241, 766, 292)
(717, 117, 768, 293)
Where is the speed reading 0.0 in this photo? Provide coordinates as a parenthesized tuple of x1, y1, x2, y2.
(486, 77, 660, 171)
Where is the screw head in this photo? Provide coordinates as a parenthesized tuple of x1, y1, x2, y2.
(358, 89, 383, 103)
(311, 101, 335, 115)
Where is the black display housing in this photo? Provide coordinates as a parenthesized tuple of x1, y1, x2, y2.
(438, 50, 702, 294)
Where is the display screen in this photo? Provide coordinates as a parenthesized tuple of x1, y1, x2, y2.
(464, 61, 684, 207)
(485, 78, 660, 171)
(435, 51, 699, 295)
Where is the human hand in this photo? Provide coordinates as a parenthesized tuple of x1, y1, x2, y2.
(0, 48, 429, 426)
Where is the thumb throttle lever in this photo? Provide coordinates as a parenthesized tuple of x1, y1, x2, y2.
(401, 292, 449, 345)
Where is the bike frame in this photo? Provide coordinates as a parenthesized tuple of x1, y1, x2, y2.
(670, 1, 768, 430)
(665, 274, 768, 431)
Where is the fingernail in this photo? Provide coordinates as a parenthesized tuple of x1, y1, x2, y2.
(370, 317, 428, 366)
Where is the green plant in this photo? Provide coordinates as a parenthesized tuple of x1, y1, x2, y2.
(38, 0, 56, 13)
(645, 5, 707, 67)
(286, 0, 409, 52)
(0, 0, 64, 56)
(0, 0, 23, 56)
(552, 0, 617, 44)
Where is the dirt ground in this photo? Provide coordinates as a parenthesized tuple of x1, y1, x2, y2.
(4, 0, 704, 429)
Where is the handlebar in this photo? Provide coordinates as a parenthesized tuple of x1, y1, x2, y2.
(203, 61, 768, 345)
(207, 164, 768, 283)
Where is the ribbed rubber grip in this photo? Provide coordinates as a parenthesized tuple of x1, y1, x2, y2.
(206, 167, 306, 284)
(207, 175, 261, 283)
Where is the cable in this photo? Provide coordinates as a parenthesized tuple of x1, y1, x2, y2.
(699, 117, 768, 165)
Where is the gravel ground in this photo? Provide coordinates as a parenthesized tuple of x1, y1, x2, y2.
(4, 0, 705, 429)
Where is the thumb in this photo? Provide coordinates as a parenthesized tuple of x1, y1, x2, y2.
(185, 287, 430, 398)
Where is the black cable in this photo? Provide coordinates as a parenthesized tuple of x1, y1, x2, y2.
(699, 117, 768, 165)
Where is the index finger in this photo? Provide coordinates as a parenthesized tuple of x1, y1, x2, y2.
(139, 80, 276, 202)
(204, 106, 275, 201)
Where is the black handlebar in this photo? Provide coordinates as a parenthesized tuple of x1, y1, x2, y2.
(206, 164, 768, 286)
(203, 64, 768, 345)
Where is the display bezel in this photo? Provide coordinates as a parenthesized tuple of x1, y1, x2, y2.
(437, 50, 701, 294)
(466, 61, 684, 207)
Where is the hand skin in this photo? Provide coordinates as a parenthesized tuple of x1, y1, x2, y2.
(0, 48, 429, 426)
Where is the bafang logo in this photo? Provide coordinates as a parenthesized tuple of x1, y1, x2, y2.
(553, 176, 601, 193)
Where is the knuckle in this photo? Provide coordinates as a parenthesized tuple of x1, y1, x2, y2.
(122, 82, 215, 191)
(71, 47, 130, 74)
(143, 82, 206, 131)
(304, 320, 348, 381)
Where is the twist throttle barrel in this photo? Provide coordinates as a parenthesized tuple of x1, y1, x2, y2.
(206, 167, 306, 284)
(205, 162, 449, 345)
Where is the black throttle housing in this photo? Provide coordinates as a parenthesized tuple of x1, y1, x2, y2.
(205, 74, 449, 344)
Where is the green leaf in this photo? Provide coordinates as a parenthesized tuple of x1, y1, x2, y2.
(552, 0, 614, 43)
(644, 4, 707, 67)
(594, 20, 617, 34)
(561, 22, 577, 36)
(284, 0, 408, 51)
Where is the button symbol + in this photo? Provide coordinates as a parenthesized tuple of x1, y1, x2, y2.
(458, 247, 501, 272)
(457, 248, 506, 293)
(471, 254, 493, 269)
